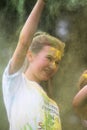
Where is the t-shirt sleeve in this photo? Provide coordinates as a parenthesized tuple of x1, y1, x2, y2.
(3, 58, 28, 77)
(2, 59, 28, 119)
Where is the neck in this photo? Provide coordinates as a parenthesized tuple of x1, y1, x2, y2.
(24, 67, 40, 84)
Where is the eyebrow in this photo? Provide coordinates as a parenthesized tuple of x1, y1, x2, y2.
(47, 54, 61, 61)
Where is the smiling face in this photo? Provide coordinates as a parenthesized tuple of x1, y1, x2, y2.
(27, 45, 62, 83)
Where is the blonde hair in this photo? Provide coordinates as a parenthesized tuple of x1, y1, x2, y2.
(29, 31, 65, 57)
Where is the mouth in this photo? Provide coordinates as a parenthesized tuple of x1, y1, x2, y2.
(44, 68, 53, 76)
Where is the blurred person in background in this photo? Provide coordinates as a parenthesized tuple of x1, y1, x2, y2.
(73, 70, 87, 129)
(2, 0, 65, 130)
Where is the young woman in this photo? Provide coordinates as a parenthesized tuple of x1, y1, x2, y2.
(2, 0, 65, 130)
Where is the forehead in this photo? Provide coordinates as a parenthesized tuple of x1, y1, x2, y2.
(41, 46, 62, 60)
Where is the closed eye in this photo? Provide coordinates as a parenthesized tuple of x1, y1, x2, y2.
(46, 56, 53, 61)
(47, 56, 60, 65)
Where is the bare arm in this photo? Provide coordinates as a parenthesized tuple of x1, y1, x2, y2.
(9, 0, 45, 74)
(73, 85, 87, 120)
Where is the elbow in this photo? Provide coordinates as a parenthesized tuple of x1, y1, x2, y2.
(19, 33, 27, 45)
(19, 31, 33, 46)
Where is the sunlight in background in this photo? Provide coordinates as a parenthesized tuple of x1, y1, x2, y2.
(55, 19, 70, 41)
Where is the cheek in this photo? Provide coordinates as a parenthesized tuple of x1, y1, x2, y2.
(33, 59, 47, 69)
(37, 60, 48, 68)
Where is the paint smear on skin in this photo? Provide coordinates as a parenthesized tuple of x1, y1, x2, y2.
(82, 74, 87, 79)
(48, 47, 62, 60)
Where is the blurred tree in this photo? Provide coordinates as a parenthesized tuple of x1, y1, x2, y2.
(0, 0, 87, 36)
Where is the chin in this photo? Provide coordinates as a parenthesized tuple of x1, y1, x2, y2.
(40, 74, 53, 81)
(42, 76, 51, 81)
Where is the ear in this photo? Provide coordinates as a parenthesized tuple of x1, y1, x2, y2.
(26, 51, 34, 62)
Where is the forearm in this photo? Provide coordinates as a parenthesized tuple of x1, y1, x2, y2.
(73, 85, 87, 107)
(73, 85, 87, 119)
(19, 0, 45, 45)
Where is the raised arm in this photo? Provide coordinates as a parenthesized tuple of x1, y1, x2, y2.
(9, 0, 45, 74)
(73, 85, 87, 120)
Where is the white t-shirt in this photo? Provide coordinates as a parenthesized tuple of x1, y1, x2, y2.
(2, 60, 62, 130)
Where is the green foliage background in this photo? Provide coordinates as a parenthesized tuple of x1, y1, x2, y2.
(1, 0, 87, 130)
